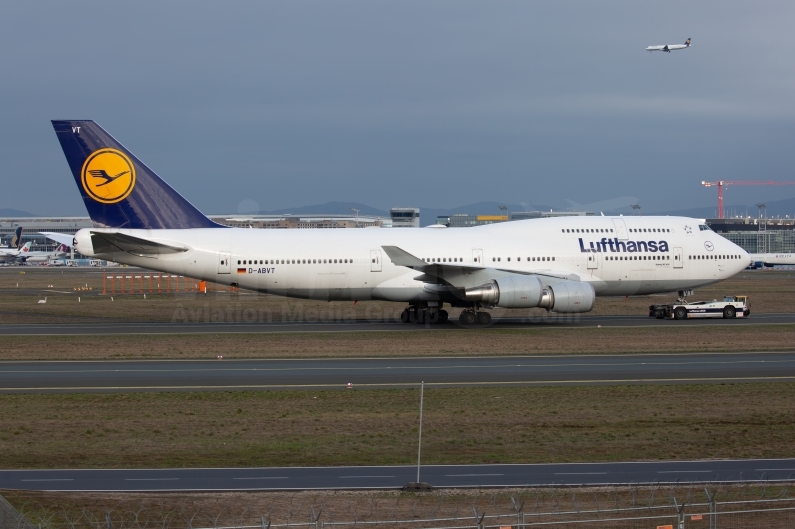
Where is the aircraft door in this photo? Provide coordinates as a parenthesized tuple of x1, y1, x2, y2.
(472, 248, 483, 264)
(587, 251, 599, 269)
(370, 250, 382, 272)
(218, 252, 231, 274)
(612, 218, 628, 240)
(673, 247, 683, 269)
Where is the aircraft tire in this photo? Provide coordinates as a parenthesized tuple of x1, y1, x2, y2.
(400, 309, 411, 323)
(673, 306, 687, 320)
(476, 312, 491, 325)
(438, 310, 449, 323)
(459, 311, 476, 325)
(723, 306, 736, 319)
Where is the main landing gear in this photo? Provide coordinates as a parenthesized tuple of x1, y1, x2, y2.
(399, 303, 493, 326)
(400, 304, 449, 324)
(458, 309, 491, 326)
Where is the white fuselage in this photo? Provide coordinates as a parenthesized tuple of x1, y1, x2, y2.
(0, 250, 20, 263)
(646, 44, 689, 52)
(74, 216, 749, 304)
(19, 250, 66, 263)
(0, 243, 31, 263)
(749, 253, 795, 266)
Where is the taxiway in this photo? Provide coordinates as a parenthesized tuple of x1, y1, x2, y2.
(2, 459, 793, 491)
(2, 351, 795, 393)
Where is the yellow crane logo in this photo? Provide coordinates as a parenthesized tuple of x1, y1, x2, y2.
(80, 148, 136, 204)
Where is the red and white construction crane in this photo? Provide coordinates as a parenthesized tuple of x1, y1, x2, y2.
(701, 180, 795, 219)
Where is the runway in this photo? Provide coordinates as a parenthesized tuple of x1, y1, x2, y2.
(1, 312, 794, 336)
(3, 352, 795, 392)
(2, 459, 794, 491)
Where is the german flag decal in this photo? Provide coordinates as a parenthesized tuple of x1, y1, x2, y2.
(237, 268, 247, 274)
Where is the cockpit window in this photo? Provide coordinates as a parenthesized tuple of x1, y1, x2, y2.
(699, 224, 711, 231)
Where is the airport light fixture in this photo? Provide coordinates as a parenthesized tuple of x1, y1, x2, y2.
(403, 380, 431, 491)
(349, 207, 360, 228)
(631, 204, 641, 216)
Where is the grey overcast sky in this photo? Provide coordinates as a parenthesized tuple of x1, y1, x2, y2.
(1, 1, 794, 216)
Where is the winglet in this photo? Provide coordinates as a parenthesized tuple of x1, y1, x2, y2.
(381, 246, 427, 268)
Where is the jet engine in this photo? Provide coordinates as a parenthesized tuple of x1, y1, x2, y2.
(539, 280, 595, 313)
(465, 275, 595, 313)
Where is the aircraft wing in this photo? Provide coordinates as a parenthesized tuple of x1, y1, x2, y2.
(381, 245, 581, 284)
(90, 231, 188, 256)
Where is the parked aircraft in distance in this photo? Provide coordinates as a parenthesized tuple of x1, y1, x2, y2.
(0, 230, 32, 263)
(52, 120, 748, 325)
(17, 243, 69, 264)
(0, 227, 24, 262)
(748, 253, 795, 269)
(646, 38, 691, 52)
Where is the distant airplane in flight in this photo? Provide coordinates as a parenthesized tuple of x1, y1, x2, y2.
(646, 38, 691, 53)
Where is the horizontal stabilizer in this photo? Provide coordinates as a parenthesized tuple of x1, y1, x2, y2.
(91, 231, 188, 256)
(381, 245, 427, 268)
(40, 232, 75, 248)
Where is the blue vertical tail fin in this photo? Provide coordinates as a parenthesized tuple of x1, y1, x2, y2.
(10, 227, 23, 249)
(51, 120, 223, 229)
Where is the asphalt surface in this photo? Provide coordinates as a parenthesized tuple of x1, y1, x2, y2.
(3, 352, 795, 393)
(2, 459, 794, 491)
(1, 312, 794, 336)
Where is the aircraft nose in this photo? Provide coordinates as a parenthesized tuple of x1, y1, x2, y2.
(735, 244, 751, 271)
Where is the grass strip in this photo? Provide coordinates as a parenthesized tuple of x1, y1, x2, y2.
(2, 383, 794, 469)
(1, 325, 794, 360)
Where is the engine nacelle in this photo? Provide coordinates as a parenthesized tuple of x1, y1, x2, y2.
(541, 281, 595, 313)
(465, 275, 543, 308)
(73, 229, 96, 257)
(465, 276, 595, 312)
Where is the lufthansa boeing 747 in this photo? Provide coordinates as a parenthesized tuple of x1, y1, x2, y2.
(52, 120, 748, 325)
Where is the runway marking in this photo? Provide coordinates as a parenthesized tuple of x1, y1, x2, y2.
(657, 470, 712, 474)
(339, 475, 395, 479)
(445, 473, 504, 477)
(554, 472, 608, 475)
(21, 478, 74, 482)
(124, 478, 179, 481)
(5, 375, 795, 392)
(5, 357, 794, 376)
(233, 477, 289, 480)
(755, 468, 795, 472)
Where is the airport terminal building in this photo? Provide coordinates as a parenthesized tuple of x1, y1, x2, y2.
(0, 214, 392, 254)
(707, 218, 795, 254)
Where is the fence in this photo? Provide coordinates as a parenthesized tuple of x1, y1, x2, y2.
(101, 270, 238, 295)
(10, 482, 795, 529)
